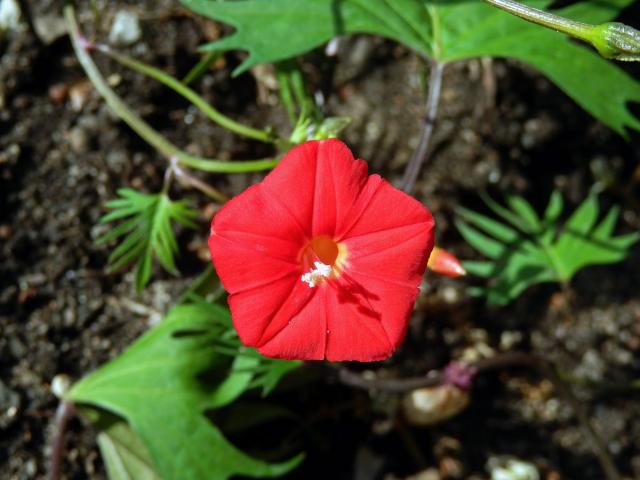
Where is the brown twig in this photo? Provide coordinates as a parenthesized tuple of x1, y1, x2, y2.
(337, 351, 622, 480)
(400, 60, 445, 194)
(47, 400, 76, 480)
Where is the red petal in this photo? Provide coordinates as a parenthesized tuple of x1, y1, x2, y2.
(258, 287, 327, 360)
(324, 272, 420, 361)
(342, 179, 434, 286)
(260, 141, 319, 237)
(209, 233, 298, 294)
(349, 272, 419, 347)
(262, 139, 369, 238)
(209, 181, 307, 295)
(212, 183, 306, 254)
(345, 223, 432, 281)
(324, 279, 392, 361)
(341, 179, 434, 242)
(227, 274, 299, 345)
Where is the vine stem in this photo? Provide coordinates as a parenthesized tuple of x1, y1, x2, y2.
(338, 351, 622, 480)
(47, 400, 76, 480)
(63, 3, 277, 177)
(481, 0, 640, 61)
(401, 60, 444, 194)
(482, 0, 591, 40)
(172, 158, 230, 202)
(92, 43, 284, 146)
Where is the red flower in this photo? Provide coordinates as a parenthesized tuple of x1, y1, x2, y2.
(209, 140, 434, 361)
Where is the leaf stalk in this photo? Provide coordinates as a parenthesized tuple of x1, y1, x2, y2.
(482, 0, 640, 61)
(401, 60, 444, 193)
(94, 44, 283, 145)
(63, 4, 278, 177)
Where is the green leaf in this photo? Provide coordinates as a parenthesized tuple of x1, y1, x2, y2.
(210, 353, 261, 409)
(454, 219, 508, 259)
(435, 0, 640, 135)
(563, 194, 599, 235)
(462, 260, 495, 278)
(70, 300, 303, 480)
(97, 189, 199, 291)
(182, 0, 436, 75)
(541, 190, 564, 243)
(456, 206, 520, 243)
(252, 359, 302, 397)
(553, 195, 640, 280)
(506, 195, 541, 231)
(457, 191, 639, 305)
(182, 0, 640, 134)
(82, 408, 161, 480)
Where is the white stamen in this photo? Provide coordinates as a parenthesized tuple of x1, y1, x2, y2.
(301, 261, 333, 288)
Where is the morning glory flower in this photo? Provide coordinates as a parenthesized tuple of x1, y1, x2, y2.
(209, 139, 434, 361)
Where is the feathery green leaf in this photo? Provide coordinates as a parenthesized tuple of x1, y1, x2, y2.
(457, 191, 639, 305)
(97, 189, 199, 291)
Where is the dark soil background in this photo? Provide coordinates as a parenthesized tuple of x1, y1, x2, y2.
(1, 0, 640, 479)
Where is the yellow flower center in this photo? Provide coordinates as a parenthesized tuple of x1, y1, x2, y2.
(299, 235, 348, 287)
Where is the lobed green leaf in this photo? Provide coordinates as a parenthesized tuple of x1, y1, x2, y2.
(70, 299, 303, 480)
(182, 0, 640, 135)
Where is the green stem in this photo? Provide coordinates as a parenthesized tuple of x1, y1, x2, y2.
(63, 4, 279, 175)
(483, 0, 591, 40)
(170, 158, 228, 203)
(482, 0, 640, 61)
(96, 45, 280, 144)
(182, 50, 219, 85)
(178, 154, 279, 173)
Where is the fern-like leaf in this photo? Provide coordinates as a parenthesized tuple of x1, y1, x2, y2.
(97, 188, 199, 291)
(456, 191, 639, 306)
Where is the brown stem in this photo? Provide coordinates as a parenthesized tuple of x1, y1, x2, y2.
(47, 400, 76, 480)
(338, 351, 622, 480)
(400, 60, 444, 194)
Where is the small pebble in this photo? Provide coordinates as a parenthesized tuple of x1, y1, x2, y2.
(488, 458, 539, 480)
(109, 10, 142, 46)
(68, 127, 90, 154)
(69, 81, 93, 112)
(48, 83, 69, 104)
(0, 0, 21, 31)
(34, 14, 67, 45)
(0, 380, 20, 429)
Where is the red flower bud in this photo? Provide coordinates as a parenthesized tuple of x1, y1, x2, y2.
(427, 247, 466, 278)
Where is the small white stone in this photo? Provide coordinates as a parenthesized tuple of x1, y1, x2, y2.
(489, 459, 539, 480)
(109, 10, 142, 46)
(0, 0, 21, 31)
(51, 374, 72, 399)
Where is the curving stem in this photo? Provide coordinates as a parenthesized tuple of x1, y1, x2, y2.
(482, 0, 640, 61)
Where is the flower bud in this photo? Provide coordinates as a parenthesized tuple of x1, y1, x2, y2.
(427, 246, 466, 278)
(591, 22, 640, 61)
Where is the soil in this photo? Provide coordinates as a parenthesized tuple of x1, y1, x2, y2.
(1, 1, 640, 479)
